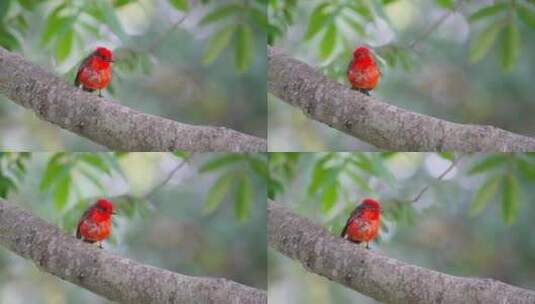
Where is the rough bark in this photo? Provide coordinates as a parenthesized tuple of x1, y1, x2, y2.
(268, 47, 535, 152)
(268, 200, 535, 304)
(0, 47, 266, 152)
(0, 200, 266, 304)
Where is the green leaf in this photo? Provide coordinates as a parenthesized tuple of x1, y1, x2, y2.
(345, 170, 372, 193)
(348, 3, 373, 20)
(468, 175, 500, 216)
(199, 4, 241, 25)
(173, 151, 188, 159)
(78, 168, 104, 191)
(319, 23, 337, 59)
(55, 29, 73, 62)
(438, 152, 455, 161)
(247, 156, 268, 181)
(517, 5, 535, 28)
(268, 177, 284, 200)
(114, 0, 136, 8)
(0, 27, 19, 50)
(40, 154, 68, 191)
(468, 21, 504, 63)
(79, 154, 110, 174)
(202, 24, 235, 65)
(235, 24, 253, 72)
(501, 174, 519, 225)
(516, 158, 535, 181)
(235, 175, 252, 221)
(168, 0, 188, 11)
(98, 1, 127, 40)
(0, 0, 10, 21)
(203, 174, 233, 214)
(308, 154, 336, 192)
(341, 16, 365, 36)
(0, 175, 16, 198)
(18, 0, 39, 10)
(41, 15, 73, 45)
(469, 3, 507, 22)
(467, 155, 507, 174)
(499, 22, 520, 72)
(304, 3, 330, 40)
(248, 7, 269, 31)
(53, 174, 71, 210)
(434, 0, 454, 9)
(320, 182, 338, 212)
(199, 154, 245, 173)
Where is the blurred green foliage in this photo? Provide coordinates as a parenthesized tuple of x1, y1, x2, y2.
(0, 0, 266, 72)
(268, 152, 535, 303)
(0, 152, 267, 303)
(199, 153, 267, 221)
(0, 152, 30, 198)
(269, 152, 535, 229)
(268, 0, 535, 73)
(0, 152, 267, 228)
(0, 0, 267, 149)
(199, 0, 267, 72)
(268, 1, 535, 151)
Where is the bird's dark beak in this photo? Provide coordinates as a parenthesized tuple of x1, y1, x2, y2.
(112, 211, 117, 215)
(108, 60, 114, 63)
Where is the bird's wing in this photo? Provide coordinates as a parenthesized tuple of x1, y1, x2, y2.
(74, 55, 92, 87)
(346, 58, 354, 78)
(340, 217, 352, 238)
(75, 208, 91, 239)
(340, 205, 364, 237)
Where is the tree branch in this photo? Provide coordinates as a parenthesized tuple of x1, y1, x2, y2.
(268, 200, 535, 304)
(410, 153, 465, 203)
(0, 199, 266, 304)
(268, 47, 535, 152)
(142, 153, 195, 201)
(0, 47, 266, 152)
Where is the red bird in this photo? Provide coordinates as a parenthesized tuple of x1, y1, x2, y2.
(340, 198, 381, 249)
(347, 45, 380, 96)
(76, 199, 115, 248)
(74, 47, 114, 97)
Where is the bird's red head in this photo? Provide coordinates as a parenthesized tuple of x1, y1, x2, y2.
(352, 45, 371, 58)
(93, 47, 113, 62)
(360, 198, 381, 211)
(94, 199, 114, 215)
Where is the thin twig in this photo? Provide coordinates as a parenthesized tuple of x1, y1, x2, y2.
(145, 13, 189, 53)
(410, 153, 465, 203)
(407, 1, 465, 50)
(143, 153, 195, 200)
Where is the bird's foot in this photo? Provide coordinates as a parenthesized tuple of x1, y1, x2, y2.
(98, 91, 103, 97)
(351, 87, 371, 96)
(365, 243, 370, 250)
(98, 242, 103, 249)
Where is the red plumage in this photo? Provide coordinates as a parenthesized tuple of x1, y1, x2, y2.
(75, 47, 113, 97)
(76, 199, 115, 248)
(340, 198, 381, 249)
(347, 46, 380, 96)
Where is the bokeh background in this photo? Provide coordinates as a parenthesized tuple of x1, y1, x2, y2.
(268, 152, 535, 303)
(0, 152, 267, 303)
(0, 0, 267, 150)
(268, 0, 535, 151)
